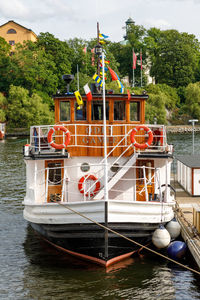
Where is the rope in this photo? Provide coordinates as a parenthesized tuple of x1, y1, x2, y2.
(53, 200, 200, 275)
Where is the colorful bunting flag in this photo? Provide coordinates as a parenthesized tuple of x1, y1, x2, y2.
(93, 73, 103, 87)
(99, 33, 109, 39)
(108, 66, 124, 93)
(74, 91, 83, 109)
(84, 84, 92, 101)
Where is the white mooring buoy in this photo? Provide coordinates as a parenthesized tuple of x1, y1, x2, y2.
(166, 218, 181, 240)
(152, 225, 171, 249)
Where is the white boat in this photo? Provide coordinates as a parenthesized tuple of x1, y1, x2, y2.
(23, 79, 175, 266)
(0, 123, 5, 139)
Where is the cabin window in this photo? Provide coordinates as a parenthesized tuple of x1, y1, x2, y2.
(75, 101, 87, 121)
(60, 101, 70, 121)
(130, 101, 140, 121)
(7, 29, 17, 34)
(47, 162, 62, 185)
(114, 101, 125, 121)
(91, 100, 109, 120)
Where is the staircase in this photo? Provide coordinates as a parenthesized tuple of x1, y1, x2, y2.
(94, 153, 138, 200)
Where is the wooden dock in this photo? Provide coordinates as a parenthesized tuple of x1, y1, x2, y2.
(173, 181, 200, 268)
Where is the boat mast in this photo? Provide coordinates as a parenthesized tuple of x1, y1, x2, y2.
(97, 22, 100, 77)
(102, 51, 108, 202)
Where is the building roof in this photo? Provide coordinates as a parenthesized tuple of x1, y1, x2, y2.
(176, 155, 200, 168)
(0, 20, 37, 38)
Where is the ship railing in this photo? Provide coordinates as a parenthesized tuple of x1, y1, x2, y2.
(31, 164, 175, 204)
(29, 123, 170, 154)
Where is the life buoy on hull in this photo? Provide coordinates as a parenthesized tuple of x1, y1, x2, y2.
(130, 125, 153, 149)
(78, 175, 100, 197)
(47, 125, 70, 150)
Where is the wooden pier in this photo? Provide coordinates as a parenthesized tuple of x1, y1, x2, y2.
(173, 181, 200, 268)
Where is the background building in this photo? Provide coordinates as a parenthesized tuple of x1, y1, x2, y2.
(0, 20, 37, 48)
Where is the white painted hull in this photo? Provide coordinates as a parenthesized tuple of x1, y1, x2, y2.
(23, 200, 174, 225)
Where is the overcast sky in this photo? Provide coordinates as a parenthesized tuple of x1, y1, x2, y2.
(0, 0, 200, 42)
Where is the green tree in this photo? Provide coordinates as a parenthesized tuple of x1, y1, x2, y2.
(183, 82, 200, 119)
(147, 30, 200, 87)
(0, 93, 7, 122)
(6, 85, 54, 128)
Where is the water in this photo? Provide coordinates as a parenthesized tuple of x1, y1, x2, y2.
(0, 135, 200, 300)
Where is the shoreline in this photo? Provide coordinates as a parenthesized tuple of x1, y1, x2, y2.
(4, 125, 200, 137)
(166, 125, 200, 133)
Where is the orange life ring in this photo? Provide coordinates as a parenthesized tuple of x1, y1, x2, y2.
(78, 175, 100, 197)
(47, 125, 70, 150)
(130, 125, 153, 149)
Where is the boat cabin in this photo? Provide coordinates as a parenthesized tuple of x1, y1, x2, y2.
(24, 92, 173, 204)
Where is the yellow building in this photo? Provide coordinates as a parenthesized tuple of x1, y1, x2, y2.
(0, 20, 37, 47)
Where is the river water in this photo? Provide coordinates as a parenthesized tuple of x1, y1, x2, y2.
(0, 134, 200, 300)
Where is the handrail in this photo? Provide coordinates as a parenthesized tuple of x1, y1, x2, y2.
(30, 123, 168, 152)
(84, 129, 135, 196)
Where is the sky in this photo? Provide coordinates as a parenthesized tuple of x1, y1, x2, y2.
(0, 0, 200, 42)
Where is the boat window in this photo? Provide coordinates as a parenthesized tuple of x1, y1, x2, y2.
(114, 101, 125, 121)
(60, 101, 70, 121)
(75, 101, 87, 121)
(130, 101, 140, 121)
(91, 100, 109, 120)
(47, 162, 62, 185)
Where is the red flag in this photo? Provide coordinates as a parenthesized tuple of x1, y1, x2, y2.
(84, 84, 92, 101)
(91, 48, 95, 66)
(83, 46, 87, 54)
(140, 50, 143, 70)
(133, 51, 137, 69)
(127, 89, 131, 100)
(108, 66, 118, 81)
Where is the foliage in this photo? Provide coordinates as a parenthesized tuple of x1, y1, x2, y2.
(0, 93, 7, 122)
(146, 29, 200, 87)
(6, 85, 54, 128)
(183, 82, 200, 119)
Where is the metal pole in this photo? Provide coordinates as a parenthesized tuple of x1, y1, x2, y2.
(132, 48, 135, 87)
(102, 52, 108, 202)
(189, 119, 198, 154)
(77, 64, 79, 91)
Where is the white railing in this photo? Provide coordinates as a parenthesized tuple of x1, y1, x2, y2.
(30, 164, 175, 205)
(29, 123, 168, 153)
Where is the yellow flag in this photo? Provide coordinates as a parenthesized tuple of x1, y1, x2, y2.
(74, 91, 83, 106)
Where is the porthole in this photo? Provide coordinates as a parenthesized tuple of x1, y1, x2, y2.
(110, 163, 120, 172)
(81, 162, 90, 172)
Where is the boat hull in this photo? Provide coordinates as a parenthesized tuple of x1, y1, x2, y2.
(30, 221, 162, 266)
(24, 200, 175, 266)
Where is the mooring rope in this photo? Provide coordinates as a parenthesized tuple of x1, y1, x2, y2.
(53, 200, 200, 275)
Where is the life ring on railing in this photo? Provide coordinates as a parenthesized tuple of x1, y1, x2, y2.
(130, 125, 153, 149)
(47, 125, 70, 150)
(78, 175, 100, 197)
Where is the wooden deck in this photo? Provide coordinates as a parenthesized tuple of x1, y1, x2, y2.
(172, 180, 200, 268)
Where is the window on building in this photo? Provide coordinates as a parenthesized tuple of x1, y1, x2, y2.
(91, 100, 109, 120)
(130, 101, 140, 121)
(9, 40, 15, 46)
(75, 101, 87, 121)
(114, 101, 125, 121)
(60, 101, 70, 121)
(7, 29, 17, 34)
